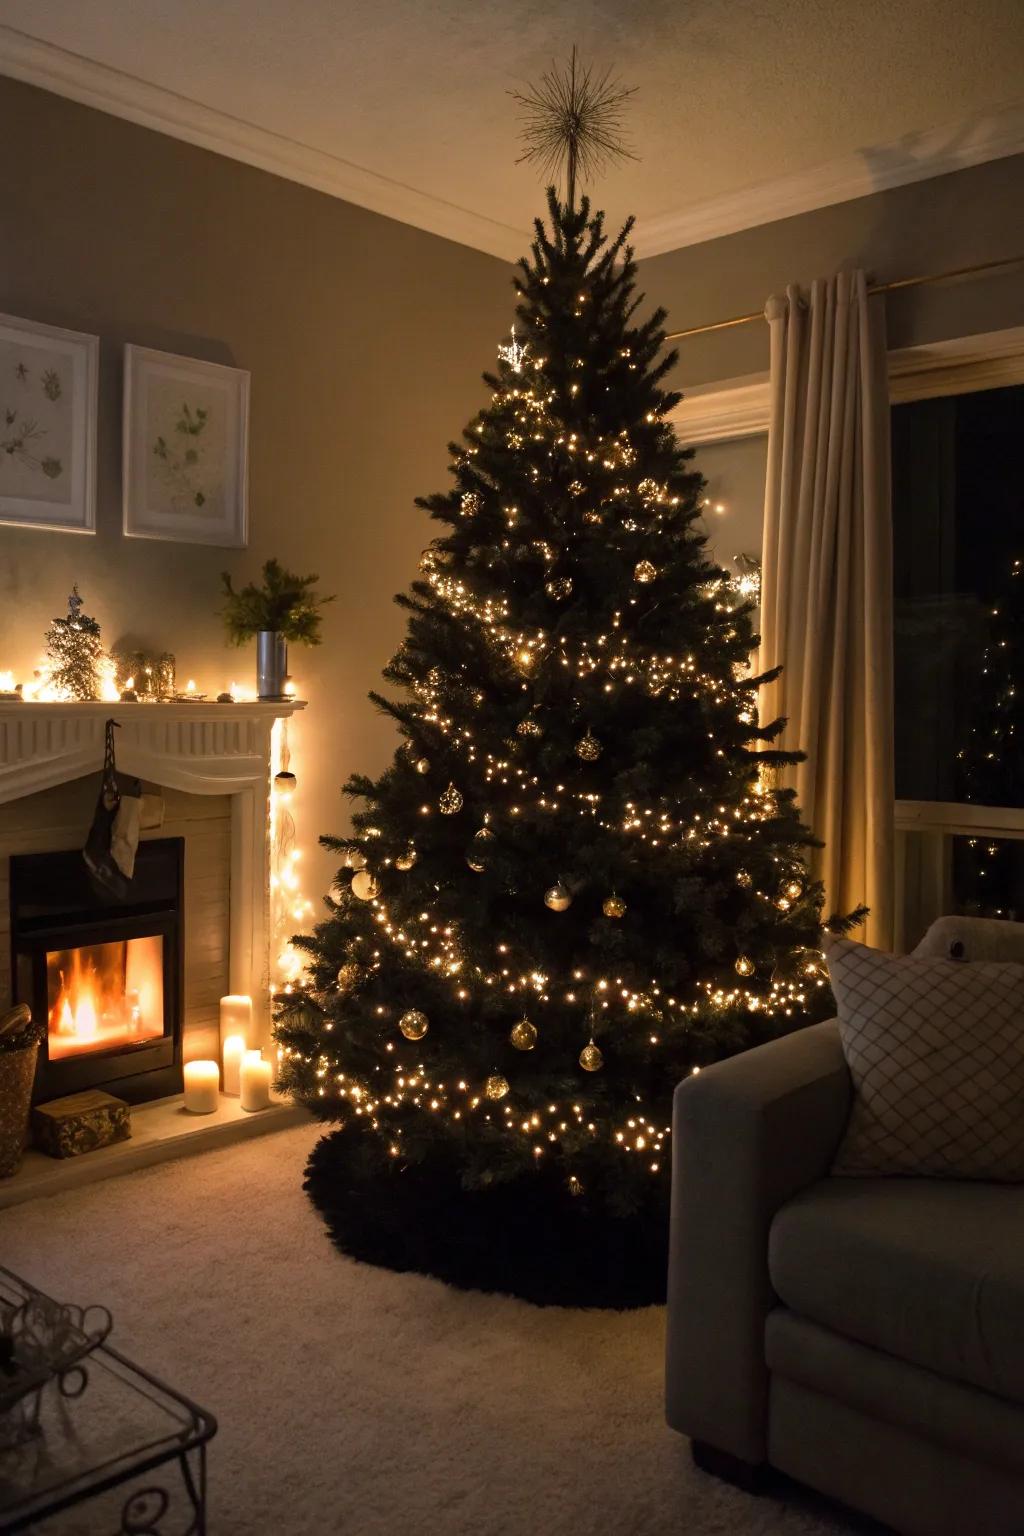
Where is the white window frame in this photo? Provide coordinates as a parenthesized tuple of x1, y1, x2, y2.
(674, 324, 1024, 942)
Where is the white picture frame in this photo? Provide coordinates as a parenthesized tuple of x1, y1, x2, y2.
(123, 345, 249, 547)
(0, 312, 98, 535)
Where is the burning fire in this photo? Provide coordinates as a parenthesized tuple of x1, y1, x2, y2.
(47, 937, 164, 1060)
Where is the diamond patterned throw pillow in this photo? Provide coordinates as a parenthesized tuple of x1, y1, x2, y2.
(827, 938, 1024, 1180)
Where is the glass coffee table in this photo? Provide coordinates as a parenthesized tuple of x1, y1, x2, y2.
(0, 1267, 216, 1534)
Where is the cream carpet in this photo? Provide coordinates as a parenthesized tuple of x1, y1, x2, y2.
(3, 1124, 873, 1536)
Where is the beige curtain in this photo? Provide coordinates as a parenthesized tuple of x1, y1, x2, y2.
(758, 270, 894, 948)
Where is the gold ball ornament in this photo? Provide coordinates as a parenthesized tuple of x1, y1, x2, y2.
(350, 870, 379, 901)
(510, 1018, 537, 1051)
(460, 491, 481, 516)
(414, 757, 430, 775)
(783, 879, 803, 901)
(603, 894, 627, 919)
(336, 961, 362, 992)
(466, 827, 495, 872)
(735, 955, 755, 977)
(545, 576, 573, 601)
(394, 847, 417, 871)
(439, 783, 463, 815)
(634, 560, 657, 584)
(736, 869, 752, 888)
(544, 881, 572, 912)
(517, 715, 543, 737)
(567, 480, 586, 497)
(575, 731, 602, 761)
(484, 1074, 509, 1101)
(399, 1009, 429, 1041)
(344, 848, 367, 870)
(579, 1041, 604, 1072)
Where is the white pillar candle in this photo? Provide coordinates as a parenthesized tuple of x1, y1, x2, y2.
(220, 994, 252, 1043)
(222, 1034, 247, 1096)
(240, 1050, 272, 1112)
(183, 1059, 220, 1114)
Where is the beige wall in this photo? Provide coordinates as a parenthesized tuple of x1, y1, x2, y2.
(643, 153, 1024, 390)
(0, 76, 510, 893)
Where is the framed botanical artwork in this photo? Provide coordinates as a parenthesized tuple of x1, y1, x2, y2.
(0, 313, 98, 534)
(123, 345, 249, 546)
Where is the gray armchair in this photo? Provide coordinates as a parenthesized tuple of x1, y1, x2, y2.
(666, 918, 1024, 1536)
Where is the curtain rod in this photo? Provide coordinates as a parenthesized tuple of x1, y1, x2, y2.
(661, 253, 1024, 343)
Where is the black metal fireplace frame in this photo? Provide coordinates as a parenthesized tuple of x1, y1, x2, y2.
(9, 839, 185, 1105)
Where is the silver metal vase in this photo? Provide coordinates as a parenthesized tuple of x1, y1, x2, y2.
(256, 632, 288, 700)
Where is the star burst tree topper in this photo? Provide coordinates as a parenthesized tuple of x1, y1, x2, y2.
(511, 46, 637, 209)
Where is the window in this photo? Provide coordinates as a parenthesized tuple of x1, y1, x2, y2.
(892, 382, 1024, 943)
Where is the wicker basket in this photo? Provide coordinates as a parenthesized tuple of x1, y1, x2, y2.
(0, 1040, 40, 1178)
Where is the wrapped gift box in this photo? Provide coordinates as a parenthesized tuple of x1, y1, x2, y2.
(32, 1091, 131, 1159)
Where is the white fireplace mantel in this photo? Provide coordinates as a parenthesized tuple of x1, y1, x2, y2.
(0, 698, 306, 1043)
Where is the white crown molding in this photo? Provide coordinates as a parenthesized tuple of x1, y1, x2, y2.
(0, 25, 525, 262)
(3, 25, 1023, 265)
(670, 327, 1024, 443)
(633, 102, 1024, 259)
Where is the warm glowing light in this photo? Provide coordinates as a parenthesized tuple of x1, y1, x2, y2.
(47, 937, 163, 1060)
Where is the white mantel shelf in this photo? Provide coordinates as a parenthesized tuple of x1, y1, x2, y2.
(0, 697, 306, 806)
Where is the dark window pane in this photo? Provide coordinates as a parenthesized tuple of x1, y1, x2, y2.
(892, 384, 1024, 805)
(900, 829, 1024, 948)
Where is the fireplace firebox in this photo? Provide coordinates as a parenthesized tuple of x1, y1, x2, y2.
(10, 839, 184, 1105)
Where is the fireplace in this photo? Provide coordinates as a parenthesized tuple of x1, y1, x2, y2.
(10, 839, 184, 1104)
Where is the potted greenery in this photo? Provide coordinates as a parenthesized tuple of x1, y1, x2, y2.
(221, 560, 334, 699)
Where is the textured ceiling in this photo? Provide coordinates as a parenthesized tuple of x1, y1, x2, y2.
(5, 0, 1024, 255)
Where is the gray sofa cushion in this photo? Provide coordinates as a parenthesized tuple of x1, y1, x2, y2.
(766, 1310, 1024, 1477)
(769, 1177, 1024, 1405)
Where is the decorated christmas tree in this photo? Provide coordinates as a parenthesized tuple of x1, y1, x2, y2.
(277, 59, 842, 1305)
(44, 587, 105, 701)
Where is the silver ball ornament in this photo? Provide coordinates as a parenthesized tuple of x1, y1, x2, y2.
(544, 881, 572, 912)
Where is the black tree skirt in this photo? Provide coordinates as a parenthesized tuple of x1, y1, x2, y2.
(304, 1125, 669, 1309)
